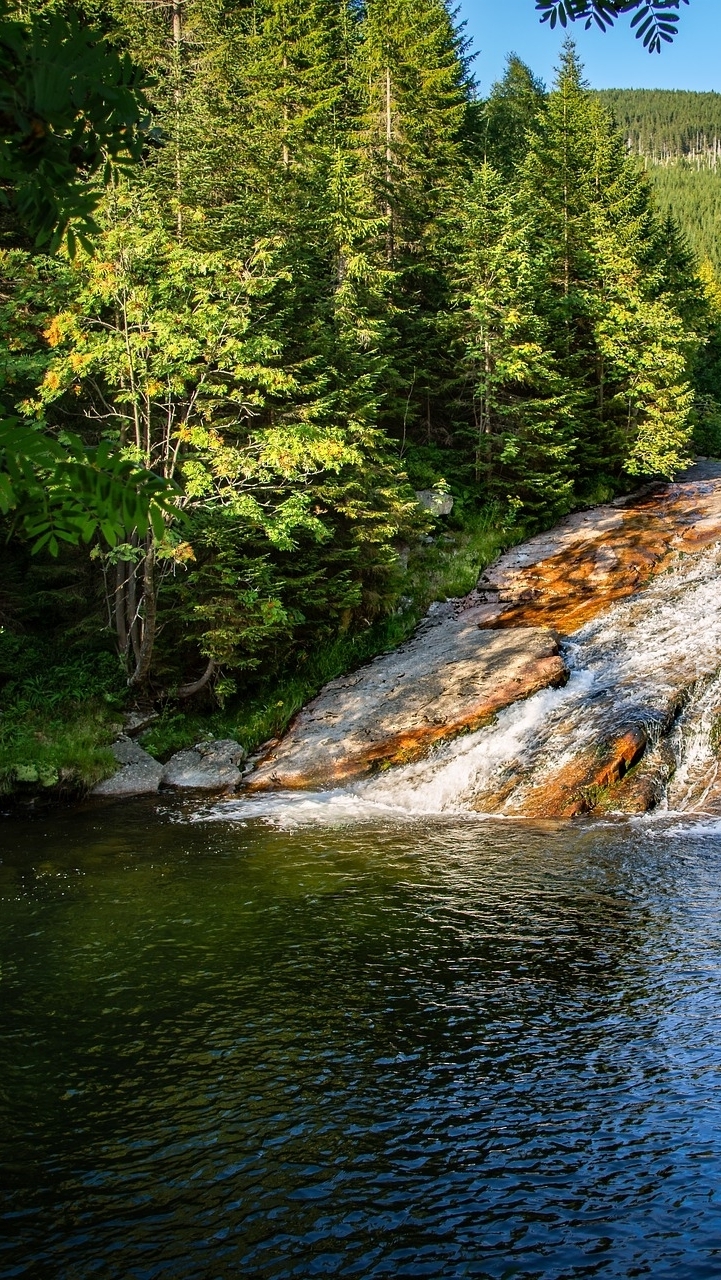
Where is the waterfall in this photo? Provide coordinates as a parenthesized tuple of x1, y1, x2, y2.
(208, 536, 721, 828)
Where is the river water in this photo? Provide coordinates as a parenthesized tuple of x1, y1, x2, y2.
(3, 801, 721, 1277)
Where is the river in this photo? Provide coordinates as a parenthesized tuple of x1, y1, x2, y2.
(3, 801, 721, 1277)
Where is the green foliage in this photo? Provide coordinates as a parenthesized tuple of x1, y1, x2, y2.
(536, 1, 688, 53)
(0, 633, 123, 794)
(0, 0, 152, 252)
(142, 504, 513, 760)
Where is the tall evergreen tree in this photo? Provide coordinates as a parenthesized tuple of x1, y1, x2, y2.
(521, 43, 694, 484)
(482, 55, 546, 182)
(452, 164, 576, 519)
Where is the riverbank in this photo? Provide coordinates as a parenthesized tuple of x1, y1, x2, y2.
(6, 463, 720, 814)
(0, 505, 514, 810)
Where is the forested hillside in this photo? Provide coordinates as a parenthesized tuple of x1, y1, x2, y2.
(598, 90, 721, 166)
(2, 5, 720, 799)
(598, 89, 721, 272)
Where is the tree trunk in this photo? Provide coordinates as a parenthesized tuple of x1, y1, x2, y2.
(385, 66, 393, 258)
(178, 658, 216, 699)
(130, 541, 157, 689)
(173, 0, 183, 241)
(115, 559, 129, 658)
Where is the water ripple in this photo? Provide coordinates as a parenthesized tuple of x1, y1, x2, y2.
(2, 807, 721, 1277)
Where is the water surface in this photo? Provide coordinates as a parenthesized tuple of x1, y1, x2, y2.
(2, 801, 721, 1277)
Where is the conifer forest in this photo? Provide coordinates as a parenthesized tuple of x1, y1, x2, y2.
(2, 0, 720, 796)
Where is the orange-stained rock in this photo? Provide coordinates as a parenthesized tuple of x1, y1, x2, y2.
(508, 726, 648, 820)
(463, 474, 721, 636)
(243, 464, 721, 803)
(247, 619, 568, 791)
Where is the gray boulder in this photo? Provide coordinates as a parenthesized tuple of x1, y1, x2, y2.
(415, 489, 454, 517)
(162, 739, 246, 792)
(93, 736, 163, 797)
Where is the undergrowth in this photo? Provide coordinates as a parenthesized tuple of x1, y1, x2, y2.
(0, 639, 123, 797)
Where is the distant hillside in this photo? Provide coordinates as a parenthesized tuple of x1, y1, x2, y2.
(596, 90, 721, 272)
(597, 89, 721, 168)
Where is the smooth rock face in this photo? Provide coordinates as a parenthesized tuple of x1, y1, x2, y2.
(465, 474, 721, 635)
(92, 737, 163, 797)
(247, 616, 568, 791)
(162, 739, 246, 792)
(247, 465, 721, 811)
(416, 489, 454, 517)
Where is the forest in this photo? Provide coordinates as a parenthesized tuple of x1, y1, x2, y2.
(598, 88, 721, 272)
(2, 0, 721, 799)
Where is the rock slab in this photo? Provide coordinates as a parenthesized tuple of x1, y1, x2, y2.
(162, 739, 246, 791)
(416, 489, 454, 517)
(92, 737, 163, 797)
(248, 614, 568, 791)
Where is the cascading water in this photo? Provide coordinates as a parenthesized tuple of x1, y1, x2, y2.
(212, 538, 721, 827)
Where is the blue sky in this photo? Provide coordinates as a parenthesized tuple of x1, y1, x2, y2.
(456, 0, 721, 95)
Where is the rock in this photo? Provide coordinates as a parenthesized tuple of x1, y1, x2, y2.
(247, 621, 568, 791)
(466, 475, 721, 635)
(162, 739, 246, 792)
(416, 489, 454, 517)
(123, 708, 159, 737)
(92, 736, 163, 797)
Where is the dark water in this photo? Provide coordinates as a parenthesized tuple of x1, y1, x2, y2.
(2, 800, 721, 1278)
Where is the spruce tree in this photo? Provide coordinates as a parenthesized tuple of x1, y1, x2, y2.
(351, 0, 473, 447)
(451, 164, 576, 520)
(521, 42, 694, 485)
(482, 55, 546, 182)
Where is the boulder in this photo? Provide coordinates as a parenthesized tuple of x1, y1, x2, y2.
(247, 618, 568, 791)
(416, 489, 454, 517)
(92, 736, 163, 797)
(162, 739, 246, 792)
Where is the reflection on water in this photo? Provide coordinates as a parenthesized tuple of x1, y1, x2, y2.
(2, 801, 721, 1277)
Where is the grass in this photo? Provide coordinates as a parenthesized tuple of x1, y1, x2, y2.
(0, 640, 123, 799)
(0, 704, 118, 797)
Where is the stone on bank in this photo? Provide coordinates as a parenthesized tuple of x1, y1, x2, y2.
(93, 737, 246, 797)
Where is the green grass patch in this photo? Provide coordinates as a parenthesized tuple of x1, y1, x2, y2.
(0, 637, 124, 797)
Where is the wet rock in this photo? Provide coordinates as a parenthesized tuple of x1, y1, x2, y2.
(92, 737, 163, 797)
(610, 742, 679, 815)
(247, 622, 568, 791)
(594, 726, 648, 788)
(416, 489, 454, 517)
(162, 739, 246, 792)
(470, 477, 721, 635)
(248, 470, 721, 814)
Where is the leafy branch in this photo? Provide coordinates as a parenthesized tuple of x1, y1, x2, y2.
(535, 1, 689, 53)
